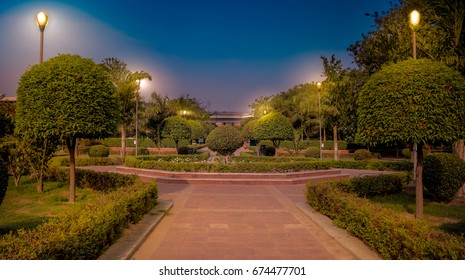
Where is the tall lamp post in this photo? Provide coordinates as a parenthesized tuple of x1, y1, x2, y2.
(410, 10, 420, 183)
(410, 9, 422, 218)
(36, 11, 48, 63)
(135, 80, 140, 156)
(317, 82, 322, 159)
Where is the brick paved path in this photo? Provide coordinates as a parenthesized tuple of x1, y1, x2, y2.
(131, 183, 357, 260)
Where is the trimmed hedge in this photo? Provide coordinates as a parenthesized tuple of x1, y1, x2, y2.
(333, 173, 408, 198)
(134, 152, 210, 163)
(125, 156, 412, 173)
(423, 153, 465, 202)
(131, 147, 149, 156)
(125, 157, 330, 173)
(306, 180, 465, 259)
(49, 168, 138, 192)
(354, 149, 372, 160)
(102, 138, 156, 148)
(0, 179, 158, 259)
(258, 140, 348, 150)
(57, 156, 123, 167)
(88, 145, 110, 158)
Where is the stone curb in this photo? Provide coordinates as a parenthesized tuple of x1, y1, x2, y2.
(296, 202, 382, 260)
(98, 200, 173, 260)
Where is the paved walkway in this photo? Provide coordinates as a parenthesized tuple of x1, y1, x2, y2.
(131, 181, 376, 260)
(86, 166, 384, 260)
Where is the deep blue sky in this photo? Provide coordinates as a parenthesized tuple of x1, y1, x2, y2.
(0, 0, 396, 112)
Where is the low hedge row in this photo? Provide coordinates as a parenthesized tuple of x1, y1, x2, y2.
(102, 138, 157, 148)
(306, 180, 465, 259)
(125, 157, 330, 173)
(57, 156, 123, 167)
(49, 168, 138, 192)
(257, 140, 348, 150)
(135, 152, 210, 163)
(331, 173, 409, 198)
(0, 179, 158, 259)
(125, 157, 412, 173)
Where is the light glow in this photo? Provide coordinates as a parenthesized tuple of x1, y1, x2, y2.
(317, 82, 322, 89)
(410, 10, 420, 27)
(36, 11, 48, 29)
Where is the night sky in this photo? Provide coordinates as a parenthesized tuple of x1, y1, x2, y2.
(0, 0, 396, 112)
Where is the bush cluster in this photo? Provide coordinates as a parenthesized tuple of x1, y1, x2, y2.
(306, 180, 465, 259)
(0, 145, 8, 205)
(57, 156, 123, 167)
(131, 147, 149, 156)
(353, 149, 372, 160)
(259, 140, 348, 150)
(50, 168, 138, 192)
(334, 174, 407, 198)
(206, 126, 244, 157)
(423, 153, 465, 202)
(88, 145, 110, 158)
(304, 147, 320, 158)
(102, 138, 156, 148)
(401, 148, 411, 159)
(125, 156, 412, 173)
(0, 180, 158, 260)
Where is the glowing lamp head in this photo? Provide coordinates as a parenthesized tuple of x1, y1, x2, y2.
(36, 11, 48, 31)
(410, 10, 420, 28)
(317, 82, 322, 89)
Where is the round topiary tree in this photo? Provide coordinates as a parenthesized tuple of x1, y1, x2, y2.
(253, 112, 293, 156)
(353, 149, 372, 160)
(357, 58, 465, 217)
(423, 153, 465, 202)
(206, 126, 244, 163)
(188, 119, 206, 144)
(88, 145, 110, 158)
(161, 116, 191, 152)
(16, 54, 119, 202)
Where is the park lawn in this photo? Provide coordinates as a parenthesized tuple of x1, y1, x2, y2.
(370, 192, 465, 236)
(0, 176, 100, 235)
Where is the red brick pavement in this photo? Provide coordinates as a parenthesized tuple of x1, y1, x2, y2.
(131, 183, 357, 260)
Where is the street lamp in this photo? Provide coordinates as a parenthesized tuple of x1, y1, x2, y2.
(135, 79, 141, 156)
(317, 82, 322, 159)
(410, 10, 420, 183)
(36, 11, 48, 63)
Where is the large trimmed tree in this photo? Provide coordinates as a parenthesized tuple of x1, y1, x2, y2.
(16, 54, 119, 202)
(357, 58, 465, 218)
(161, 116, 191, 152)
(253, 112, 293, 156)
(206, 125, 244, 163)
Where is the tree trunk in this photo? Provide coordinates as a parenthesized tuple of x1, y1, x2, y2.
(333, 125, 338, 160)
(454, 140, 465, 160)
(415, 143, 424, 219)
(67, 137, 77, 203)
(37, 139, 48, 193)
(120, 124, 126, 158)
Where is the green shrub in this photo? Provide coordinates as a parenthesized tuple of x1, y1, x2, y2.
(306, 180, 465, 259)
(423, 153, 465, 202)
(338, 174, 405, 197)
(354, 149, 372, 160)
(206, 126, 244, 157)
(57, 157, 123, 167)
(88, 145, 110, 158)
(0, 159, 8, 206)
(177, 146, 190, 155)
(50, 168, 138, 192)
(102, 138, 156, 148)
(0, 180, 158, 260)
(131, 147, 149, 156)
(401, 148, 411, 159)
(304, 147, 320, 158)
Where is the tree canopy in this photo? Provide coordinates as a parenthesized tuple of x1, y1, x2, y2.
(253, 112, 293, 150)
(357, 58, 465, 146)
(206, 125, 244, 159)
(16, 54, 119, 202)
(161, 116, 191, 151)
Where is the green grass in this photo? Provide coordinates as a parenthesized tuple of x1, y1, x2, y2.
(0, 176, 100, 235)
(370, 192, 465, 236)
